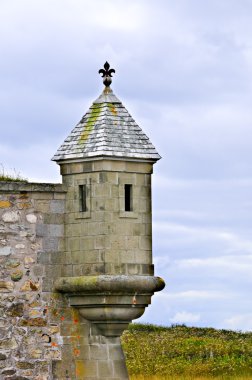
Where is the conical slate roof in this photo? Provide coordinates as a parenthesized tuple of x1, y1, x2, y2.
(52, 87, 160, 162)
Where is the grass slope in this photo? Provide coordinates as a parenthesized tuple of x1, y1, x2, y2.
(121, 324, 252, 379)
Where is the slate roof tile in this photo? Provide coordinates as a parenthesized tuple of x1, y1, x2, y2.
(52, 87, 160, 162)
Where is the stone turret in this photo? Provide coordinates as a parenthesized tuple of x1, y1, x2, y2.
(52, 62, 165, 379)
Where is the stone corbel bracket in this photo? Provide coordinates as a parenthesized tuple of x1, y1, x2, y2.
(54, 275, 165, 336)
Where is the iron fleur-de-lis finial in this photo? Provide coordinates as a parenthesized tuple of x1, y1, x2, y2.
(98, 61, 115, 87)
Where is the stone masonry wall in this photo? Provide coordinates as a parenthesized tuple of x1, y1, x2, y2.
(60, 159, 154, 278)
(0, 182, 66, 380)
(0, 181, 129, 380)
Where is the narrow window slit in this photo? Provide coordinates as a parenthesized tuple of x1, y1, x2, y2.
(79, 184, 87, 212)
(125, 184, 133, 212)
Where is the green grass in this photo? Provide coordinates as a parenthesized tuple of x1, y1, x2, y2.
(0, 165, 27, 182)
(121, 324, 252, 378)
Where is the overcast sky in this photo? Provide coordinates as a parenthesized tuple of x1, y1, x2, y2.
(1, 0, 252, 331)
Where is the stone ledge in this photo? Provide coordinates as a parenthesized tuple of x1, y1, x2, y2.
(0, 181, 66, 193)
(54, 274, 165, 294)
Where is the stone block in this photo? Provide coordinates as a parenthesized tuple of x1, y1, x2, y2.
(53, 192, 66, 200)
(71, 250, 99, 264)
(125, 236, 139, 250)
(41, 277, 53, 292)
(76, 360, 97, 378)
(34, 200, 50, 213)
(94, 183, 111, 198)
(52, 359, 75, 380)
(2, 211, 19, 223)
(65, 223, 81, 237)
(118, 173, 136, 185)
(0, 200, 11, 208)
(115, 222, 132, 236)
(68, 238, 80, 252)
(145, 223, 152, 236)
(0, 246, 11, 256)
(105, 263, 127, 275)
(0, 281, 14, 293)
(42, 237, 59, 252)
(26, 214, 37, 224)
(37, 251, 51, 264)
(73, 264, 82, 276)
(110, 236, 126, 250)
(133, 223, 145, 236)
(105, 198, 119, 212)
(45, 265, 61, 279)
(61, 265, 73, 277)
(50, 250, 65, 264)
(136, 174, 145, 186)
(105, 251, 120, 264)
(32, 265, 44, 277)
(43, 213, 65, 224)
(141, 264, 154, 275)
(47, 224, 64, 237)
(36, 224, 46, 237)
(127, 264, 140, 275)
(135, 250, 152, 264)
(125, 161, 153, 174)
(81, 263, 105, 275)
(95, 236, 111, 249)
(140, 236, 152, 250)
(90, 344, 108, 360)
(97, 360, 114, 377)
(113, 359, 129, 377)
(50, 200, 65, 214)
(108, 345, 125, 360)
(120, 251, 135, 264)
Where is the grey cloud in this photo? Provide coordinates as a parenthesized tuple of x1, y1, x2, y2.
(0, 0, 252, 331)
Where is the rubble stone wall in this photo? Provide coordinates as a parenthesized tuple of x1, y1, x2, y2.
(0, 182, 67, 380)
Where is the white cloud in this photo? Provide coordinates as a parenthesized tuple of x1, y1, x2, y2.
(170, 311, 201, 324)
(1, 0, 252, 331)
(153, 221, 252, 255)
(176, 255, 252, 272)
(224, 314, 252, 331)
(158, 290, 229, 301)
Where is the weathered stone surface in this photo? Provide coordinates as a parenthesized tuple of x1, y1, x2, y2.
(11, 270, 23, 282)
(0, 246, 11, 256)
(20, 280, 39, 292)
(30, 349, 43, 359)
(5, 376, 30, 380)
(5, 260, 20, 268)
(7, 303, 24, 317)
(0, 200, 11, 208)
(0, 281, 14, 293)
(15, 243, 25, 249)
(16, 361, 35, 369)
(2, 211, 19, 223)
(26, 214, 37, 224)
(19, 317, 47, 327)
(0, 353, 7, 360)
(2, 368, 16, 375)
(0, 337, 18, 350)
(24, 256, 35, 267)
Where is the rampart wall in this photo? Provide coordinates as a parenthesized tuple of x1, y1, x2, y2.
(0, 181, 128, 380)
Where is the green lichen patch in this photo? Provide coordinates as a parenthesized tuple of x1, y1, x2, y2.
(11, 270, 23, 282)
(79, 104, 102, 143)
(108, 102, 117, 116)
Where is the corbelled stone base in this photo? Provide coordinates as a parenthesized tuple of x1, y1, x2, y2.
(85, 335, 128, 380)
